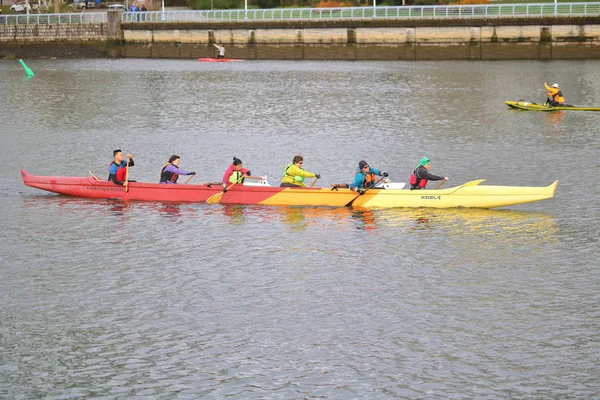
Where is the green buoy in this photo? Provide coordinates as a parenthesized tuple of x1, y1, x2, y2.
(19, 59, 35, 77)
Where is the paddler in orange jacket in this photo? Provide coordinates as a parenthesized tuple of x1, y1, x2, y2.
(544, 82, 565, 106)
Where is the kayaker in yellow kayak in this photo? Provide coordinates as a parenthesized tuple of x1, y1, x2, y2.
(350, 160, 388, 195)
(409, 157, 448, 190)
(280, 155, 320, 187)
(544, 82, 566, 106)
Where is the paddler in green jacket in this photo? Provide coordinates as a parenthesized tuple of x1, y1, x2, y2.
(280, 155, 321, 187)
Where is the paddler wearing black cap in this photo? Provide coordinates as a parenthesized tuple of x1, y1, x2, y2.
(350, 160, 388, 195)
(409, 157, 448, 190)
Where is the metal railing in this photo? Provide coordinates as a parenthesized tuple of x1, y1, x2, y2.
(1, 3, 599, 25)
(0, 12, 107, 25)
(122, 2, 600, 23)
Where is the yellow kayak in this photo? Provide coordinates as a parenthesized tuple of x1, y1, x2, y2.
(506, 100, 600, 111)
(348, 180, 558, 209)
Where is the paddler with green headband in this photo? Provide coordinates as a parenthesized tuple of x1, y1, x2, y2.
(280, 155, 321, 187)
(409, 157, 448, 190)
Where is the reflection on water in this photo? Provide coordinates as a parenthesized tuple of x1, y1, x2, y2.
(21, 195, 558, 243)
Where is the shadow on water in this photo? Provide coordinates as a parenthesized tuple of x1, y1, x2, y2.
(20, 194, 558, 240)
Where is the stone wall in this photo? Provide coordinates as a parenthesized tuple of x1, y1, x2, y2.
(2, 15, 600, 60)
(0, 23, 109, 58)
(120, 21, 600, 60)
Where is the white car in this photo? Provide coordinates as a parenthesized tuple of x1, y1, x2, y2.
(10, 1, 38, 13)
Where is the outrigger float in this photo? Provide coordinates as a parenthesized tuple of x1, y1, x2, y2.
(505, 100, 600, 112)
(21, 170, 558, 209)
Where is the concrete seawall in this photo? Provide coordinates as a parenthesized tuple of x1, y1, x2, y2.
(2, 15, 600, 60)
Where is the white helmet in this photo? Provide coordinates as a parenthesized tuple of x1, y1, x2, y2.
(552, 83, 559, 88)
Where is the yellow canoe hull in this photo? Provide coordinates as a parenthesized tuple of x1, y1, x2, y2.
(505, 100, 600, 111)
(348, 180, 558, 209)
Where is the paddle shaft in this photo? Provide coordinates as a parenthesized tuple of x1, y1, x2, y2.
(88, 171, 101, 181)
(345, 176, 387, 207)
(206, 174, 245, 204)
(125, 158, 130, 192)
(184, 175, 194, 184)
(310, 178, 318, 188)
(435, 179, 448, 189)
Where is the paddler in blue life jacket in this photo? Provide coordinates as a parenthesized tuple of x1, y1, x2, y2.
(221, 157, 251, 192)
(160, 155, 196, 184)
(350, 160, 388, 195)
(108, 149, 134, 186)
(409, 157, 448, 190)
(544, 82, 566, 106)
(280, 155, 320, 187)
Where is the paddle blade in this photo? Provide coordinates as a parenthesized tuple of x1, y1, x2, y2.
(206, 192, 224, 204)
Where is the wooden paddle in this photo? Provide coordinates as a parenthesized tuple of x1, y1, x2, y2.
(435, 179, 448, 189)
(125, 158, 130, 193)
(206, 174, 244, 204)
(345, 176, 387, 207)
(184, 175, 195, 184)
(310, 177, 318, 187)
(88, 171, 101, 181)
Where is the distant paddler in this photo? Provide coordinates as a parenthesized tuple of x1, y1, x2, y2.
(280, 155, 320, 188)
(108, 149, 135, 188)
(160, 155, 196, 184)
(213, 43, 225, 59)
(350, 160, 388, 195)
(544, 82, 566, 106)
(409, 157, 448, 190)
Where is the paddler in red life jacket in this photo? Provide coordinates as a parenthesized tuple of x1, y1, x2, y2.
(160, 155, 196, 184)
(108, 149, 134, 186)
(280, 155, 320, 187)
(544, 82, 566, 106)
(350, 160, 388, 195)
(221, 157, 251, 192)
(410, 157, 448, 190)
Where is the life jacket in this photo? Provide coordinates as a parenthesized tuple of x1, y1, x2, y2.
(409, 167, 427, 189)
(283, 163, 305, 183)
(362, 171, 377, 189)
(160, 163, 178, 183)
(228, 170, 244, 184)
(554, 90, 565, 103)
(108, 161, 127, 182)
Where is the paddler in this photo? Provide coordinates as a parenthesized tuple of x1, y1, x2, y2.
(213, 43, 225, 59)
(160, 155, 196, 184)
(108, 149, 134, 186)
(409, 157, 448, 190)
(221, 157, 252, 192)
(544, 82, 565, 106)
(280, 155, 320, 187)
(350, 160, 388, 195)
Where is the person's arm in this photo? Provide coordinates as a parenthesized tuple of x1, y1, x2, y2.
(419, 169, 445, 181)
(221, 165, 234, 185)
(349, 172, 363, 191)
(166, 164, 193, 176)
(287, 164, 316, 179)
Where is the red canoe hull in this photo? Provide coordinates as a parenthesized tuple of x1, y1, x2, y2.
(198, 58, 245, 62)
(20, 170, 358, 207)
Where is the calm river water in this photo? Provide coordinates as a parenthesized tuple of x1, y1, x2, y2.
(1, 59, 599, 399)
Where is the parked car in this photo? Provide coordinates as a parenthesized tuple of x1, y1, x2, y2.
(107, 3, 126, 10)
(72, 0, 96, 9)
(10, 1, 38, 13)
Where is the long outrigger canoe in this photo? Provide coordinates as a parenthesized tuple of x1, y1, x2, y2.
(21, 170, 558, 209)
(505, 100, 600, 111)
